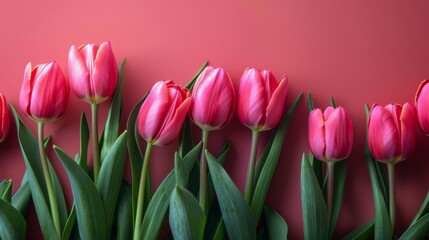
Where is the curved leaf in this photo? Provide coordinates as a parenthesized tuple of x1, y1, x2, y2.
(251, 93, 303, 221)
(341, 220, 374, 240)
(79, 112, 89, 172)
(0, 198, 26, 240)
(329, 160, 346, 239)
(174, 153, 188, 188)
(12, 173, 31, 215)
(301, 153, 328, 240)
(263, 205, 288, 240)
(140, 142, 202, 240)
(0, 179, 12, 202)
(97, 131, 128, 236)
(114, 182, 133, 240)
(55, 146, 106, 240)
(411, 191, 429, 225)
(169, 186, 205, 240)
(206, 151, 256, 240)
(399, 213, 429, 240)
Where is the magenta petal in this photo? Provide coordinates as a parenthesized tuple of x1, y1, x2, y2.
(237, 68, 265, 128)
(400, 102, 416, 160)
(416, 80, 429, 134)
(263, 76, 288, 130)
(308, 108, 326, 160)
(68, 45, 92, 101)
(19, 62, 33, 116)
(324, 107, 353, 161)
(92, 41, 118, 103)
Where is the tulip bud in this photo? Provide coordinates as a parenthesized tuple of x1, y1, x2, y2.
(237, 68, 288, 131)
(308, 106, 353, 162)
(368, 103, 416, 164)
(137, 80, 191, 146)
(0, 94, 11, 143)
(189, 66, 235, 131)
(19, 62, 69, 122)
(68, 41, 118, 104)
(415, 79, 429, 134)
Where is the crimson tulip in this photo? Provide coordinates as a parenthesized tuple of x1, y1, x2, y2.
(137, 80, 192, 146)
(368, 103, 416, 164)
(237, 67, 288, 131)
(68, 41, 118, 104)
(415, 79, 429, 134)
(189, 66, 235, 131)
(19, 62, 69, 122)
(0, 94, 10, 143)
(308, 106, 353, 162)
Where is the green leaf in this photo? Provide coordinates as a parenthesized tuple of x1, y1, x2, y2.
(0, 179, 12, 203)
(307, 91, 314, 112)
(178, 117, 194, 158)
(263, 205, 288, 240)
(411, 191, 429, 225)
(251, 92, 303, 222)
(97, 131, 128, 236)
(184, 60, 208, 90)
(174, 153, 188, 188)
(309, 153, 324, 190)
(100, 59, 126, 161)
(206, 151, 256, 240)
(79, 112, 89, 172)
(12, 173, 31, 215)
(329, 160, 346, 239)
(341, 220, 374, 240)
(62, 204, 77, 240)
(206, 142, 231, 209)
(366, 151, 391, 240)
(140, 142, 202, 240)
(399, 213, 429, 240)
(204, 202, 224, 240)
(169, 186, 206, 240)
(55, 146, 106, 240)
(48, 161, 68, 232)
(113, 182, 133, 240)
(330, 96, 337, 108)
(11, 105, 59, 240)
(0, 198, 26, 240)
(301, 153, 329, 240)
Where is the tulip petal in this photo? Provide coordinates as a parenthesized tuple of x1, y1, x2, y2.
(68, 45, 92, 102)
(263, 76, 288, 130)
(324, 107, 353, 161)
(19, 63, 34, 116)
(400, 103, 416, 161)
(92, 42, 118, 103)
(415, 80, 429, 134)
(237, 68, 265, 128)
(308, 108, 326, 160)
(0, 94, 10, 142)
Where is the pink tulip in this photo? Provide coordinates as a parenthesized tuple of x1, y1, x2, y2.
(137, 80, 192, 146)
(19, 62, 69, 122)
(68, 41, 118, 104)
(308, 106, 353, 162)
(237, 68, 288, 131)
(0, 94, 10, 143)
(189, 66, 235, 131)
(415, 79, 429, 134)
(368, 103, 416, 163)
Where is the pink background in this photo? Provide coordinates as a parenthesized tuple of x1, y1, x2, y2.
(1, 1, 429, 239)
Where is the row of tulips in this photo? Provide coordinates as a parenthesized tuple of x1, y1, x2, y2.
(0, 41, 298, 240)
(0, 40, 427, 239)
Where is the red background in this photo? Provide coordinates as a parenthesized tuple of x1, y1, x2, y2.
(1, 1, 429, 239)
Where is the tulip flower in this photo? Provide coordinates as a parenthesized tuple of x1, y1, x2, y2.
(68, 41, 118, 104)
(415, 79, 429, 134)
(19, 62, 69, 122)
(237, 67, 288, 131)
(237, 67, 288, 203)
(367, 102, 416, 232)
(308, 105, 353, 220)
(133, 80, 191, 240)
(18, 61, 69, 238)
(368, 103, 416, 164)
(189, 66, 235, 214)
(308, 106, 353, 162)
(0, 94, 10, 143)
(68, 41, 118, 184)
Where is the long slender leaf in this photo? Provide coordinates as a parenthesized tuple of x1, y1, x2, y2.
(12, 174, 31, 215)
(55, 146, 106, 240)
(206, 151, 256, 240)
(0, 179, 12, 203)
(114, 182, 133, 240)
(174, 153, 188, 188)
(97, 132, 128, 236)
(62, 205, 77, 240)
(309, 153, 324, 190)
(48, 161, 68, 232)
(100, 59, 126, 161)
(263, 205, 288, 240)
(140, 142, 202, 240)
(329, 160, 347, 239)
(11, 106, 59, 240)
(169, 186, 205, 240)
(179, 117, 194, 158)
(0, 198, 26, 240)
(79, 112, 89, 172)
(341, 220, 374, 240)
(251, 92, 303, 221)
(411, 191, 429, 225)
(301, 153, 329, 240)
(399, 213, 429, 240)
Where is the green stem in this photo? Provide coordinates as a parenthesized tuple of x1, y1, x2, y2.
(91, 103, 100, 184)
(244, 130, 260, 204)
(199, 129, 209, 215)
(133, 142, 153, 240)
(388, 162, 396, 233)
(327, 161, 335, 221)
(38, 122, 61, 238)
